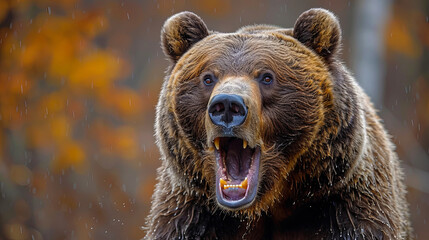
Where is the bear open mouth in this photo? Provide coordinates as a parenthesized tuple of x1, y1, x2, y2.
(214, 137, 261, 209)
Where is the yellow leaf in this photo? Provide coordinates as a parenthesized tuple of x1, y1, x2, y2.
(385, 15, 420, 57)
(52, 141, 87, 173)
(114, 126, 138, 160)
(50, 115, 70, 142)
(69, 52, 123, 89)
(99, 88, 142, 117)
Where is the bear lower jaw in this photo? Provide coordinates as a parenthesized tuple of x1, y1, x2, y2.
(214, 137, 261, 210)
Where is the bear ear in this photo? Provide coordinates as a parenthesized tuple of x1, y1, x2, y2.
(161, 11, 209, 62)
(293, 8, 341, 61)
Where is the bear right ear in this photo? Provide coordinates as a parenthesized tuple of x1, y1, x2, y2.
(161, 12, 209, 63)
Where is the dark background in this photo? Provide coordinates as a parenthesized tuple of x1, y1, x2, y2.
(0, 0, 428, 239)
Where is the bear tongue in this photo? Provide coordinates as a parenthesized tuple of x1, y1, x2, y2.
(225, 140, 252, 180)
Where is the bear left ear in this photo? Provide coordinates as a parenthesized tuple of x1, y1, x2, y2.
(293, 8, 341, 61)
(161, 11, 209, 63)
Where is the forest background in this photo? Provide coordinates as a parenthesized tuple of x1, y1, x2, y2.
(0, 0, 428, 239)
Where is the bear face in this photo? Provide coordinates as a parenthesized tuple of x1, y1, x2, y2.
(158, 9, 342, 214)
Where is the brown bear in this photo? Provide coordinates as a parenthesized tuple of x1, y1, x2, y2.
(144, 8, 412, 239)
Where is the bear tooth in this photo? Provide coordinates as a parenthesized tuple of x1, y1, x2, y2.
(220, 178, 227, 189)
(241, 177, 248, 189)
(243, 140, 247, 149)
(214, 138, 220, 150)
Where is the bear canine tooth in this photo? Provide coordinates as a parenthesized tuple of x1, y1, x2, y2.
(214, 138, 220, 150)
(220, 178, 227, 189)
(243, 140, 248, 149)
(241, 177, 248, 189)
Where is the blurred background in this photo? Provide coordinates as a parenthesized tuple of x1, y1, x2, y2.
(0, 0, 428, 239)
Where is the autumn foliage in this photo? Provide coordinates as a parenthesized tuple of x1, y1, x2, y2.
(0, 1, 158, 239)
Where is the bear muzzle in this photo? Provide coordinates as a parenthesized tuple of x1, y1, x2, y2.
(205, 78, 263, 210)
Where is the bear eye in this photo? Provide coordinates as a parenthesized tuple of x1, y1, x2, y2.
(203, 73, 215, 86)
(260, 73, 274, 85)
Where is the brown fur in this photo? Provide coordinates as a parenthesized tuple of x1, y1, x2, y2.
(144, 9, 412, 239)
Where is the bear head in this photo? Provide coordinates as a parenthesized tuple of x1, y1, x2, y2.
(157, 8, 343, 216)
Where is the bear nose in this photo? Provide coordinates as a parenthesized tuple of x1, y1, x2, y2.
(208, 94, 247, 128)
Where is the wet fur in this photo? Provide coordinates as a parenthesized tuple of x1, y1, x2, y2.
(144, 9, 412, 239)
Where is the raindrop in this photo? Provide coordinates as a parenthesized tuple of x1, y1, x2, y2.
(127, 13, 130, 20)
(47, 7, 51, 15)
